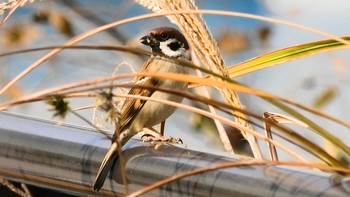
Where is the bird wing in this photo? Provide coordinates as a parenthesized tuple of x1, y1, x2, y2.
(117, 57, 161, 133)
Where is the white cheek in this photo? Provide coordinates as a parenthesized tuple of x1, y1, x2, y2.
(159, 38, 186, 58)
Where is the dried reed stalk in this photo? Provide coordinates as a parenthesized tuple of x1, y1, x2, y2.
(0, 176, 32, 197)
(135, 0, 262, 158)
(0, 0, 35, 24)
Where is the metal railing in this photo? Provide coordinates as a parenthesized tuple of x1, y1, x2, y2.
(0, 112, 349, 196)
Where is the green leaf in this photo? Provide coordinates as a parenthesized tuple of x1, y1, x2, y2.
(228, 36, 350, 78)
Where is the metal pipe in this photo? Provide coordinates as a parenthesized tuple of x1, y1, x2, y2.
(0, 112, 349, 196)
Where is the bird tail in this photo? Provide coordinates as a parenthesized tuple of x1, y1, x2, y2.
(93, 142, 119, 191)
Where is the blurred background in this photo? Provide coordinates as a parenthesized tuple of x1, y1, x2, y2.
(0, 0, 349, 161)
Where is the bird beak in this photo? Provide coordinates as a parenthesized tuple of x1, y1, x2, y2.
(140, 35, 158, 46)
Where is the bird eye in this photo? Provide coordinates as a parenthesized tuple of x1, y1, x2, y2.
(168, 41, 181, 51)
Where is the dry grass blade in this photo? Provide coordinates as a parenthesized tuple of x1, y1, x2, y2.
(56, 72, 348, 166)
(0, 69, 346, 167)
(1, 10, 348, 129)
(1, 3, 349, 195)
(1, 9, 349, 96)
(0, 13, 157, 96)
(193, 54, 234, 154)
(268, 100, 350, 162)
(264, 113, 278, 161)
(0, 72, 280, 111)
(114, 92, 308, 162)
(0, 0, 35, 26)
(2, 44, 348, 131)
(114, 86, 346, 166)
(0, 176, 32, 197)
(2, 69, 343, 165)
(1, 63, 348, 133)
(0, 45, 149, 58)
(0, 65, 304, 158)
(264, 112, 309, 128)
(2, 6, 349, 166)
(196, 72, 235, 154)
(126, 160, 350, 197)
(136, 0, 262, 159)
(264, 112, 310, 161)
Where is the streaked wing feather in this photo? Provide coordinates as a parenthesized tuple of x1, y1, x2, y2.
(118, 57, 160, 132)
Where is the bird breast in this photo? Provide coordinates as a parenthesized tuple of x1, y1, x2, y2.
(130, 58, 189, 131)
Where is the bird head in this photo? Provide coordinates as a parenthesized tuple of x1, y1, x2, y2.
(140, 27, 190, 60)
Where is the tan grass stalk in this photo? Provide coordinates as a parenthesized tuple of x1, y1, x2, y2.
(1, 70, 347, 166)
(192, 51, 235, 153)
(0, 176, 32, 197)
(2, 85, 309, 163)
(1, 10, 349, 107)
(2, 43, 349, 130)
(113, 93, 308, 163)
(195, 69, 234, 154)
(0, 0, 35, 25)
(126, 160, 350, 197)
(2, 71, 344, 165)
(135, 0, 262, 159)
(2, 9, 349, 97)
(1, 71, 348, 131)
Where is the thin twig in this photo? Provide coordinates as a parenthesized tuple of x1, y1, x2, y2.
(2, 9, 349, 95)
(126, 160, 350, 197)
(0, 176, 32, 197)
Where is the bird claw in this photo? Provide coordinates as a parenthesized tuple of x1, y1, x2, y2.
(141, 133, 183, 145)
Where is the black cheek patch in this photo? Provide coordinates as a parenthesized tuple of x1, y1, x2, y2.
(168, 41, 181, 51)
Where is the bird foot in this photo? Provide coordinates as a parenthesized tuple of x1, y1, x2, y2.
(141, 133, 183, 145)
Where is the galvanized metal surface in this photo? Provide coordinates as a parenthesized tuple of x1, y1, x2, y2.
(0, 112, 349, 196)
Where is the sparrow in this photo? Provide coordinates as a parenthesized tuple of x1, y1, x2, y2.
(93, 27, 191, 191)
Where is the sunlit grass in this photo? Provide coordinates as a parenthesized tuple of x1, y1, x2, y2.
(0, 1, 349, 196)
